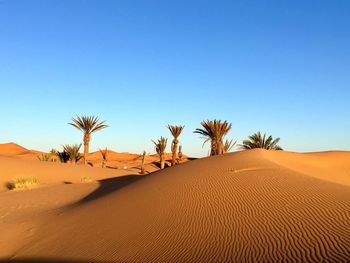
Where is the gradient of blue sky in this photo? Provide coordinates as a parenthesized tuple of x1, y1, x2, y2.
(0, 0, 349, 157)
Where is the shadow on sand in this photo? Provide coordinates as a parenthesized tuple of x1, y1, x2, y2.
(75, 173, 152, 205)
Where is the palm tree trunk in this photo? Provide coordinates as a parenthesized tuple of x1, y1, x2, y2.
(160, 154, 165, 169)
(83, 133, 90, 165)
(217, 140, 224, 155)
(141, 151, 146, 174)
(178, 146, 183, 162)
(211, 140, 218, 156)
(171, 139, 178, 166)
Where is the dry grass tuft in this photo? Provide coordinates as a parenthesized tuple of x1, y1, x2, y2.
(7, 177, 40, 190)
(80, 176, 94, 183)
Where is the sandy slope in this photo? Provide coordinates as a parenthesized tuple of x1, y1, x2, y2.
(1, 149, 350, 262)
(0, 143, 42, 161)
(0, 156, 137, 192)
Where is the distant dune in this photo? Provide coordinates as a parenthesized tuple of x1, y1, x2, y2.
(1, 149, 349, 262)
(0, 142, 42, 161)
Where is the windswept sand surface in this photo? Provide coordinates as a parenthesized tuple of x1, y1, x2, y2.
(1, 149, 350, 262)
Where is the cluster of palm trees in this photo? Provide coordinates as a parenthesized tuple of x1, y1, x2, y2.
(194, 120, 235, 156)
(194, 119, 282, 156)
(241, 132, 282, 150)
(150, 119, 282, 170)
(38, 115, 283, 171)
(38, 145, 82, 163)
(39, 116, 108, 166)
(69, 116, 108, 164)
(152, 125, 185, 169)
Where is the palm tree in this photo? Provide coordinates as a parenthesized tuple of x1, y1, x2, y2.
(99, 148, 108, 168)
(69, 115, 108, 164)
(223, 139, 236, 153)
(152, 137, 168, 169)
(140, 150, 146, 174)
(167, 125, 184, 166)
(178, 145, 183, 161)
(56, 149, 70, 163)
(194, 119, 232, 155)
(240, 132, 283, 150)
(63, 144, 82, 164)
(49, 149, 58, 162)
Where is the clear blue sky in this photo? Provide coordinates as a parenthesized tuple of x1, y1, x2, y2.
(0, 0, 349, 157)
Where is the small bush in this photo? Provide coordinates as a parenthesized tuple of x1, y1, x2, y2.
(63, 144, 82, 164)
(7, 177, 40, 190)
(38, 153, 52, 161)
(57, 150, 70, 163)
(81, 176, 93, 183)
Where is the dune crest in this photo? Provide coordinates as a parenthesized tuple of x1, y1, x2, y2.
(260, 149, 350, 186)
(0, 143, 43, 161)
(0, 142, 30, 156)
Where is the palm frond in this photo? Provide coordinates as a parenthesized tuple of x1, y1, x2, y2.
(99, 148, 108, 161)
(152, 137, 168, 155)
(69, 115, 108, 134)
(62, 144, 82, 163)
(167, 125, 185, 139)
(56, 150, 70, 163)
(224, 139, 236, 153)
(240, 132, 283, 150)
(194, 119, 232, 155)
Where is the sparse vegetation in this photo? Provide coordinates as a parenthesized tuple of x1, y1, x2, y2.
(100, 148, 108, 168)
(240, 132, 283, 150)
(223, 139, 236, 154)
(62, 144, 82, 164)
(140, 150, 146, 174)
(49, 149, 58, 162)
(69, 115, 108, 165)
(38, 150, 60, 162)
(178, 145, 183, 161)
(152, 137, 168, 169)
(37, 153, 52, 161)
(7, 177, 39, 190)
(167, 125, 184, 166)
(194, 120, 232, 156)
(56, 149, 70, 163)
(80, 176, 93, 183)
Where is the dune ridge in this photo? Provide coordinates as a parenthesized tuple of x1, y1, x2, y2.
(0, 143, 42, 161)
(1, 149, 349, 262)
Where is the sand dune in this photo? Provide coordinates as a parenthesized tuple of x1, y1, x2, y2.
(1, 149, 350, 262)
(262, 150, 350, 186)
(0, 143, 42, 161)
(0, 156, 140, 192)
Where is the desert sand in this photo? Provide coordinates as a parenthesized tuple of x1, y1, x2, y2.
(0, 143, 43, 161)
(0, 146, 350, 262)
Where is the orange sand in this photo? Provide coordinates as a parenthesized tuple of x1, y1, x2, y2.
(0, 148, 350, 262)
